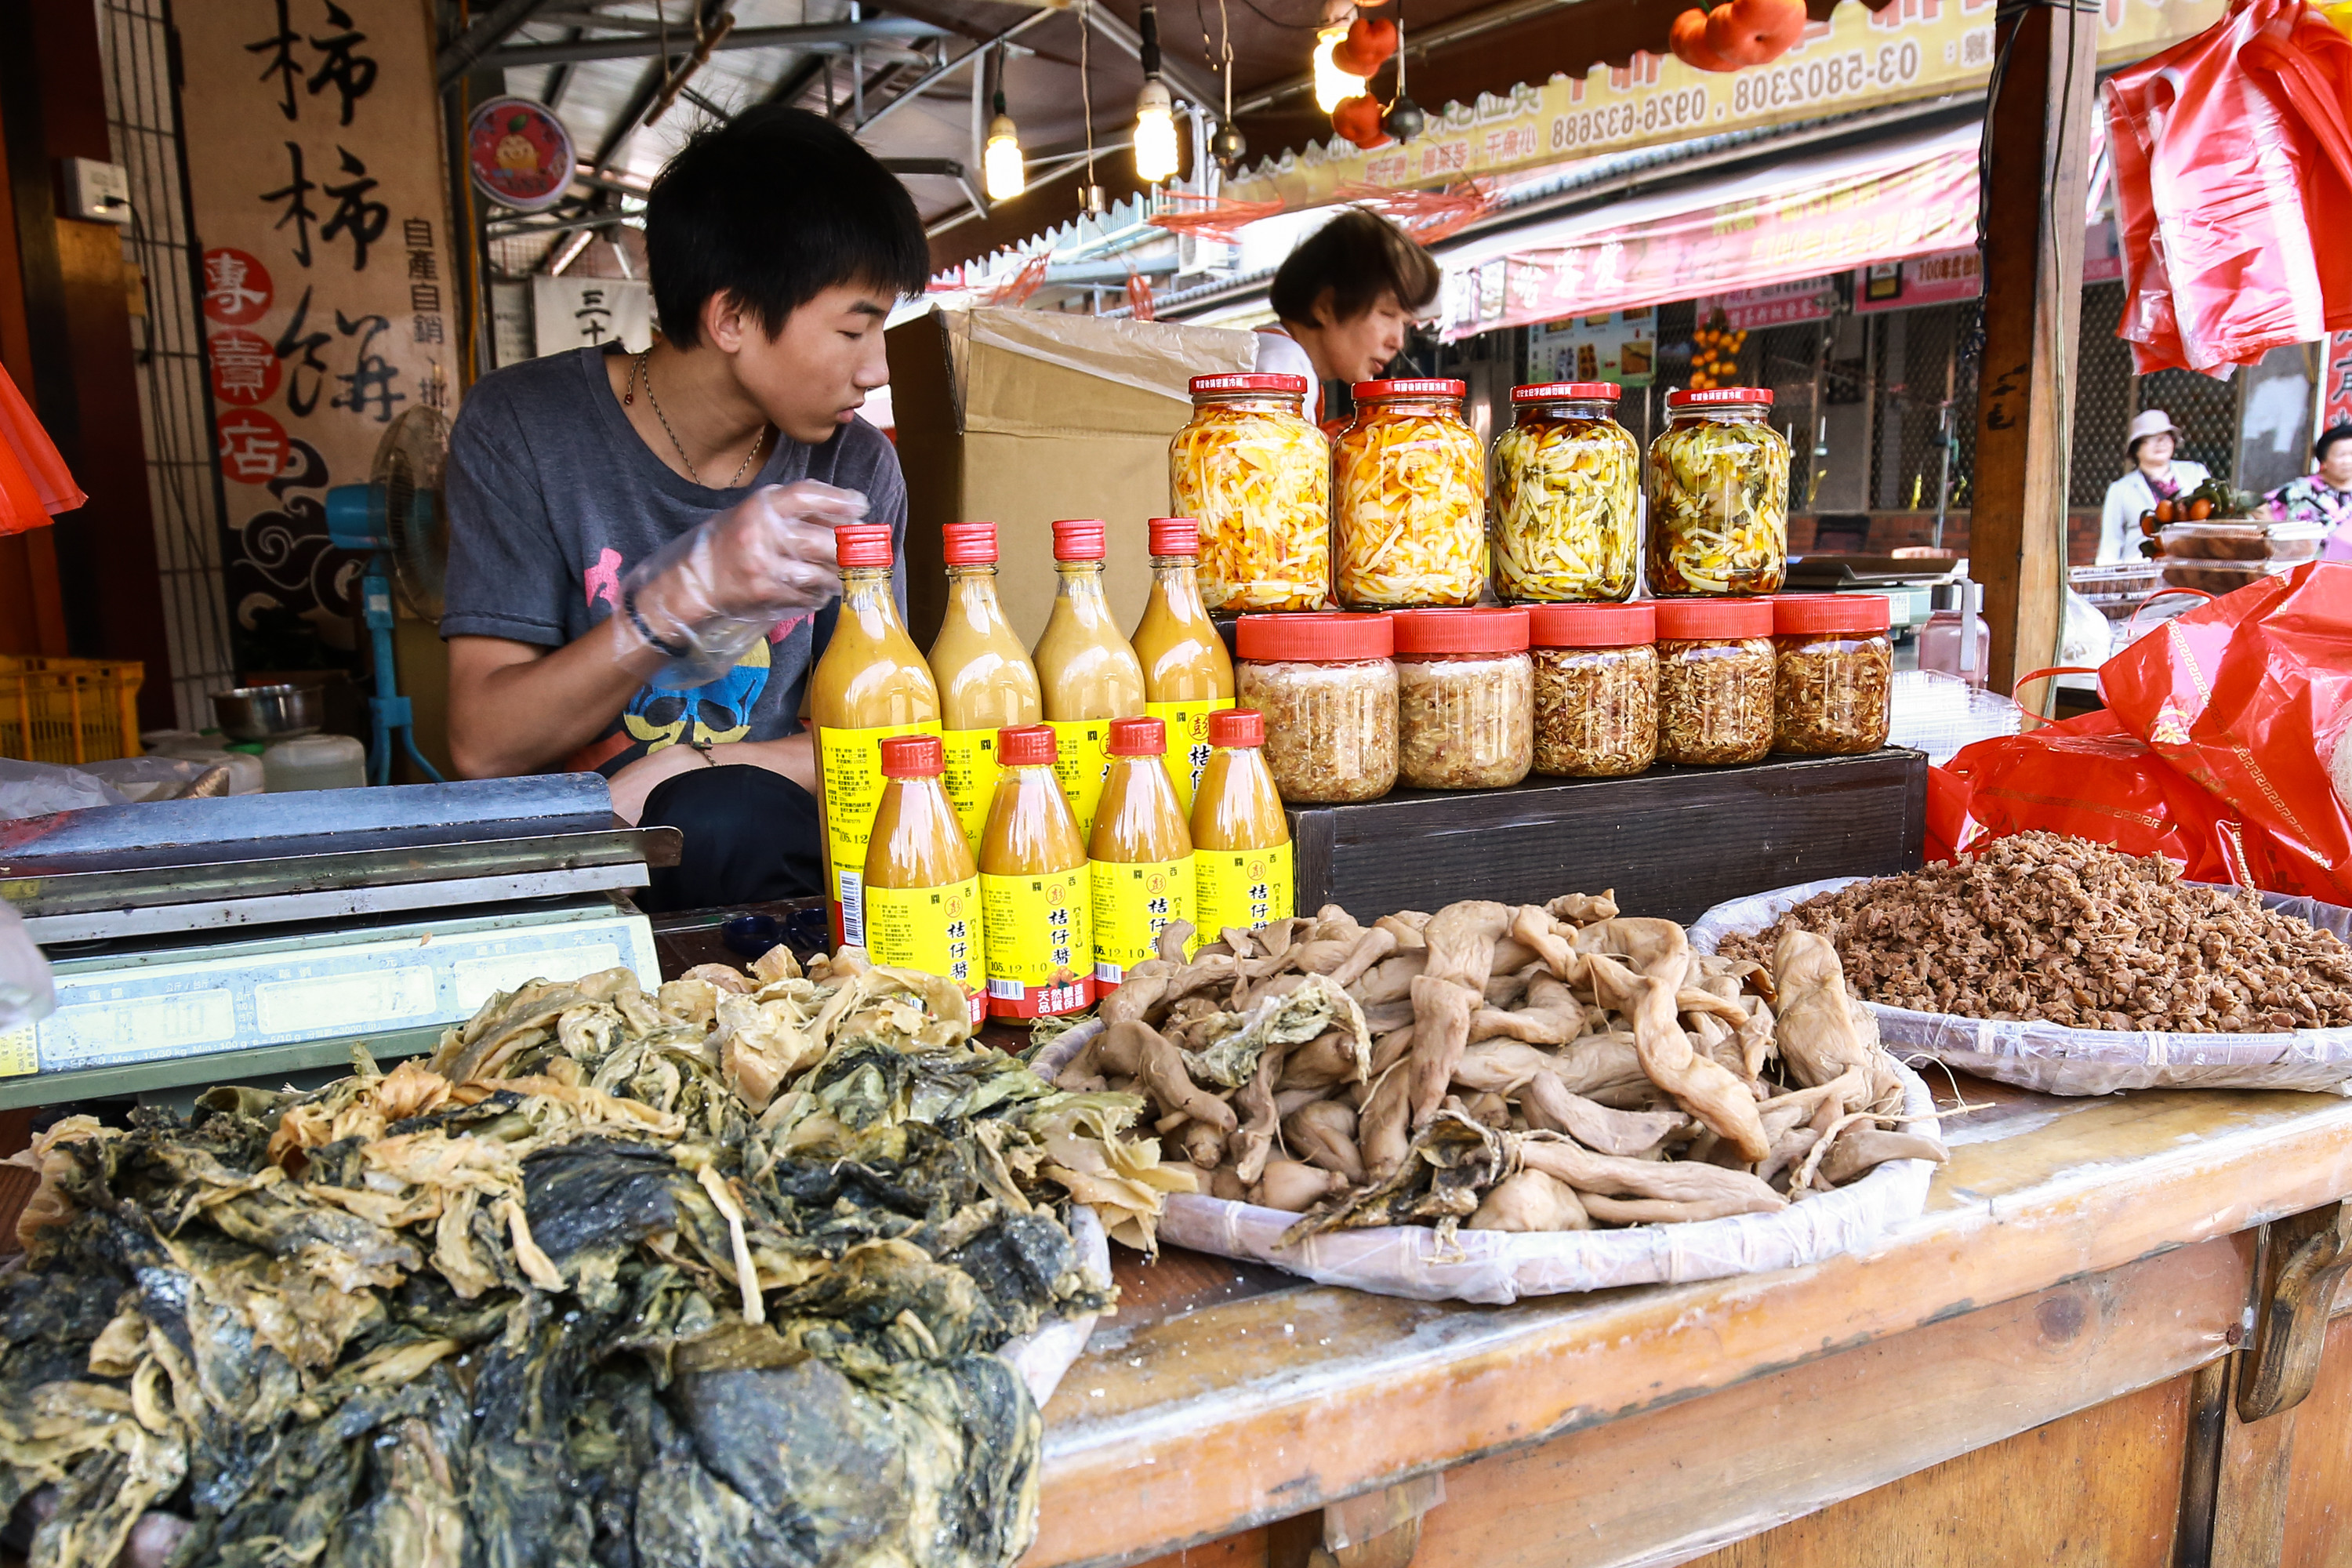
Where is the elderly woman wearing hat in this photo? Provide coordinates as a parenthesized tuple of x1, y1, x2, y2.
(2099, 409, 2209, 563)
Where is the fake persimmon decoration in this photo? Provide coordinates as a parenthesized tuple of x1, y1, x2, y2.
(1334, 13, 1399, 74)
(1669, 0, 1806, 71)
(1669, 8, 1735, 71)
(1331, 94, 1388, 149)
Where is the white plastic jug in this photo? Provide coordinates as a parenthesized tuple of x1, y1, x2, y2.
(262, 734, 367, 792)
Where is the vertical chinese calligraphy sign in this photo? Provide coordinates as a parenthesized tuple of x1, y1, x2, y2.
(178, 0, 458, 666)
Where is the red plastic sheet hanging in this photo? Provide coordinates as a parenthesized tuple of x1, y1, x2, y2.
(0, 361, 83, 535)
(2100, 560, 2352, 901)
(2105, 0, 2352, 375)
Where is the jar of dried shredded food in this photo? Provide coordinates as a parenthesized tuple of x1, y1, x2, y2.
(1234, 612, 1397, 803)
(1169, 373, 1331, 612)
(1334, 379, 1487, 610)
(1772, 594, 1893, 755)
(1528, 601, 1657, 778)
(1391, 607, 1534, 790)
(1653, 597, 1774, 765)
(1647, 387, 1790, 597)
(1492, 382, 1642, 603)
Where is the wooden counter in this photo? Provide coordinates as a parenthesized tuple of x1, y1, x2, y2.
(1025, 1077, 2352, 1568)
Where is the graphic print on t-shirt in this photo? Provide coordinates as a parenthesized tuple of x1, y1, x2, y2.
(624, 637, 771, 752)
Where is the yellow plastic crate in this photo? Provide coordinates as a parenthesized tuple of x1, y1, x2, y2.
(0, 655, 144, 765)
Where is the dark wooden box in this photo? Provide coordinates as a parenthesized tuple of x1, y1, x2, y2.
(1287, 748, 1929, 925)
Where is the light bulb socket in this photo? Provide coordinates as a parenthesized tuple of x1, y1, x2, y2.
(1136, 78, 1173, 117)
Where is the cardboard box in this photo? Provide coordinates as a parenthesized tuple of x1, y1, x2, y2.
(886, 307, 1258, 646)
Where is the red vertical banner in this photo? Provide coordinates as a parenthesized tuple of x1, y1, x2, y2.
(2323, 330, 2352, 430)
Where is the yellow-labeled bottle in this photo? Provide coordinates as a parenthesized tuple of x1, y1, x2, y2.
(978, 724, 1094, 1021)
(1131, 515, 1236, 813)
(1191, 706, 1294, 941)
(1089, 715, 1195, 989)
(1032, 517, 1146, 844)
(863, 733, 985, 1028)
(926, 521, 1043, 854)
(811, 522, 941, 949)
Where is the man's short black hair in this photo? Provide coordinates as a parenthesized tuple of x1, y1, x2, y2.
(1269, 208, 1442, 328)
(2318, 423, 2352, 464)
(644, 106, 928, 348)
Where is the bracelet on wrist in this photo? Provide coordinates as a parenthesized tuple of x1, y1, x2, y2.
(622, 585, 694, 661)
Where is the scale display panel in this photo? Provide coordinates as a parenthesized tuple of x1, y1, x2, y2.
(7, 902, 656, 1078)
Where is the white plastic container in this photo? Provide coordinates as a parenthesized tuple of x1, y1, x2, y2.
(263, 734, 366, 792)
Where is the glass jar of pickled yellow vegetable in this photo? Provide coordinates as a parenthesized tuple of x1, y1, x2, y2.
(1646, 387, 1791, 597)
(1492, 382, 1641, 603)
(1334, 378, 1486, 610)
(1170, 373, 1331, 612)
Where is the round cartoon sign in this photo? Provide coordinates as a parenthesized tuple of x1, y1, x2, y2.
(466, 96, 575, 213)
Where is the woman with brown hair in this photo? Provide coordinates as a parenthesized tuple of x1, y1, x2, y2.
(1254, 207, 1441, 426)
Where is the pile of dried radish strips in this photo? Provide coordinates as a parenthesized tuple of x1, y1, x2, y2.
(1049, 894, 1947, 1243)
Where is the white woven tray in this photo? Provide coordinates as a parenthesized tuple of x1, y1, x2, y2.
(1032, 1022, 1938, 1305)
(1000, 1201, 1110, 1403)
(1690, 877, 2352, 1096)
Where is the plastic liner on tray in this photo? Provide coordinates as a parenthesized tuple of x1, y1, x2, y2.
(1030, 1023, 1939, 1305)
(1000, 1202, 1110, 1403)
(1689, 877, 2352, 1095)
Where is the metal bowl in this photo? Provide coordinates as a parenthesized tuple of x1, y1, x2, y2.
(212, 684, 321, 742)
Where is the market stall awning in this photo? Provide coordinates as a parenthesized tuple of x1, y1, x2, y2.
(1438, 118, 1979, 339)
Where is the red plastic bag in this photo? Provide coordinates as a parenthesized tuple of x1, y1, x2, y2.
(2100, 560, 2352, 900)
(1933, 711, 2272, 886)
(2104, 0, 2352, 375)
(0, 361, 82, 533)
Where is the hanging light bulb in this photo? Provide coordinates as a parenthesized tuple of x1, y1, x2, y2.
(1131, 2, 1180, 185)
(1134, 78, 1179, 183)
(983, 98, 1025, 200)
(1312, 24, 1367, 114)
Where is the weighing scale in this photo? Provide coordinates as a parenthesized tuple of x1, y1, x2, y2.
(0, 775, 679, 1109)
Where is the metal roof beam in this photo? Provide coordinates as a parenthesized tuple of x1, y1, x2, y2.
(479, 16, 946, 72)
(438, 0, 563, 88)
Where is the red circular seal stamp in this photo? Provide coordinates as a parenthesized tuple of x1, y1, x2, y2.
(206, 328, 281, 407)
(216, 408, 292, 485)
(200, 248, 271, 325)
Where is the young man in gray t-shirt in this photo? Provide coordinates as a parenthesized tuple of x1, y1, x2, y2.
(440, 107, 926, 911)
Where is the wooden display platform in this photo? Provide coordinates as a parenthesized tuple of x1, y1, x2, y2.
(1287, 748, 1929, 923)
(1025, 1077, 2352, 1568)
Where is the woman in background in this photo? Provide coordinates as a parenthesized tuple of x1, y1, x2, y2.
(2267, 423, 2352, 560)
(1256, 208, 1440, 430)
(2097, 409, 2208, 564)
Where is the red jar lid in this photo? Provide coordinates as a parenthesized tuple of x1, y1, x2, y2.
(879, 734, 946, 777)
(1051, 518, 1106, 561)
(1665, 387, 1773, 408)
(1774, 593, 1891, 635)
(997, 723, 1058, 766)
(1208, 707, 1265, 747)
(1107, 716, 1167, 756)
(1147, 517, 1200, 557)
(1192, 372, 1307, 397)
(1236, 612, 1393, 662)
(1526, 601, 1654, 648)
(1653, 597, 1776, 640)
(836, 524, 894, 568)
(1391, 606, 1530, 655)
(941, 521, 997, 565)
(1512, 382, 1621, 403)
(1352, 377, 1466, 401)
